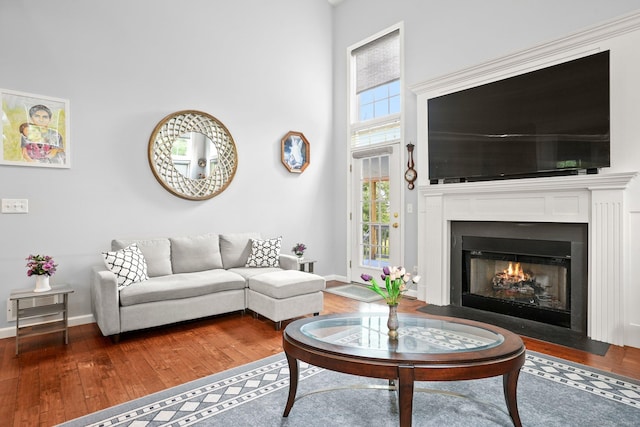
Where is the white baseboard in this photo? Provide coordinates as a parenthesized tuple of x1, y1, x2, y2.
(324, 274, 347, 283)
(0, 314, 95, 339)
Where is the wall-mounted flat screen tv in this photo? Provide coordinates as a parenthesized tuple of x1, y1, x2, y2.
(427, 51, 610, 183)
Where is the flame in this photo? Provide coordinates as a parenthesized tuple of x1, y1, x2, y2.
(505, 262, 525, 280)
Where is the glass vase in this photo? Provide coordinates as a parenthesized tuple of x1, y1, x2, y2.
(387, 304, 399, 339)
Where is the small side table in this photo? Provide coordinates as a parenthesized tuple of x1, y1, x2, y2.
(298, 259, 317, 273)
(10, 285, 74, 355)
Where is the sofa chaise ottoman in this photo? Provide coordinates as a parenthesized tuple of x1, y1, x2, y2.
(247, 270, 325, 330)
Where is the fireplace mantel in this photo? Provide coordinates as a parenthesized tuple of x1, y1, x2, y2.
(417, 171, 637, 345)
(419, 172, 637, 195)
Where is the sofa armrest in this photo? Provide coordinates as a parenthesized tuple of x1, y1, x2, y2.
(91, 266, 121, 336)
(279, 254, 299, 271)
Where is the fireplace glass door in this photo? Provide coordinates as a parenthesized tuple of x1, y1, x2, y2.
(462, 236, 571, 328)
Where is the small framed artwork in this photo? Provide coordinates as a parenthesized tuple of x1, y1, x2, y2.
(281, 131, 309, 173)
(1, 88, 70, 168)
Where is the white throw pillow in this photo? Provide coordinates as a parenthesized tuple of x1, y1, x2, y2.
(245, 236, 282, 268)
(102, 243, 149, 290)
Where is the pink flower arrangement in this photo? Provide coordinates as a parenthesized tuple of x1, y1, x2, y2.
(25, 254, 57, 276)
(361, 266, 420, 305)
(292, 243, 307, 257)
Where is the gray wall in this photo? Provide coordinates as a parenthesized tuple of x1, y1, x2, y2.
(0, 0, 334, 331)
(2, 0, 640, 333)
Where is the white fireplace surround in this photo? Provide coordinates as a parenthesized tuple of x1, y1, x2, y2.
(411, 11, 640, 347)
(416, 173, 636, 346)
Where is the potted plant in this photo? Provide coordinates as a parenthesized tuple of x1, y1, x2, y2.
(26, 254, 57, 292)
(292, 243, 307, 259)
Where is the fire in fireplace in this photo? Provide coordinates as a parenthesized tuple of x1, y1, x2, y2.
(489, 261, 566, 311)
(450, 222, 588, 333)
(462, 236, 571, 328)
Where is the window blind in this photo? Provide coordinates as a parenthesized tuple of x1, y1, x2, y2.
(353, 29, 400, 94)
(351, 145, 393, 159)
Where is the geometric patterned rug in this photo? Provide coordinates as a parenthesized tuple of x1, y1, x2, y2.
(59, 351, 640, 427)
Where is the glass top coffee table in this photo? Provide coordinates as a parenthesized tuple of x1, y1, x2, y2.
(282, 313, 525, 427)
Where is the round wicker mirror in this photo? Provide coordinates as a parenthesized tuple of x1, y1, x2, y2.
(148, 110, 238, 200)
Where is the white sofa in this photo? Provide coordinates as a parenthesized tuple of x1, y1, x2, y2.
(91, 232, 325, 339)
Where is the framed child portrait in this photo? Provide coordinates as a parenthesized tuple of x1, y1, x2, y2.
(1, 88, 70, 168)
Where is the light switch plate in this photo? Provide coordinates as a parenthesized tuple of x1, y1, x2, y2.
(1, 199, 29, 214)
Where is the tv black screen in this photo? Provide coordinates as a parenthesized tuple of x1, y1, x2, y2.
(427, 51, 610, 182)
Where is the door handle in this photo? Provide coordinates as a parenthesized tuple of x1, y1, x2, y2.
(393, 222, 399, 228)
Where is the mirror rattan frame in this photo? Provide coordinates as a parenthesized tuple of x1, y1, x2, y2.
(148, 110, 238, 200)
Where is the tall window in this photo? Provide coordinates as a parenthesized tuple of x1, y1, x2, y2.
(349, 26, 403, 279)
(359, 80, 401, 121)
(351, 29, 401, 148)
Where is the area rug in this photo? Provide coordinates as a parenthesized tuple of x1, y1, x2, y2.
(324, 283, 384, 302)
(59, 351, 639, 427)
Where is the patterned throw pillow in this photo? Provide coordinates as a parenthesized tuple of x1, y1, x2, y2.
(245, 236, 282, 268)
(102, 243, 149, 290)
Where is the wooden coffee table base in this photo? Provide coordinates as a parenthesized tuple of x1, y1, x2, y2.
(283, 349, 525, 427)
(282, 314, 526, 427)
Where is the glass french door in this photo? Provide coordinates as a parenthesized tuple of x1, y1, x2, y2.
(351, 147, 401, 284)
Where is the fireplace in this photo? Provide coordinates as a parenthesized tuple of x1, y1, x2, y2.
(415, 173, 636, 345)
(450, 222, 588, 333)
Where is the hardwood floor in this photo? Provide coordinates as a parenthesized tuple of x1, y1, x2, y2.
(2, 280, 639, 426)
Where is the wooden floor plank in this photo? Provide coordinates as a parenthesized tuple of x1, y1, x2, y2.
(1, 280, 638, 425)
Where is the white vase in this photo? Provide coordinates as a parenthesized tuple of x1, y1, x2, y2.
(34, 275, 51, 293)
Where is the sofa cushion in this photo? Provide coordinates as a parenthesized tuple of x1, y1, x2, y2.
(112, 238, 172, 277)
(248, 270, 325, 299)
(245, 236, 282, 268)
(102, 243, 149, 290)
(220, 232, 261, 268)
(170, 233, 223, 273)
(119, 269, 246, 307)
